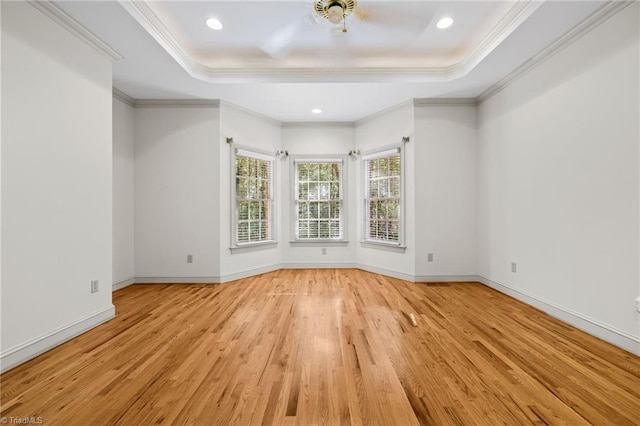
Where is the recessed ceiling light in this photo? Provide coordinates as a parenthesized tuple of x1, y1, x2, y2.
(436, 17, 454, 30)
(312, 108, 322, 114)
(206, 18, 223, 31)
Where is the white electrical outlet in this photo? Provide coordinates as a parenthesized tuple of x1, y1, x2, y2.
(511, 262, 517, 273)
(635, 297, 640, 313)
(427, 253, 434, 262)
(187, 254, 193, 263)
(91, 280, 99, 293)
(322, 248, 327, 255)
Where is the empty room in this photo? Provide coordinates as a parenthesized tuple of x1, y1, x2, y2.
(1, 0, 640, 424)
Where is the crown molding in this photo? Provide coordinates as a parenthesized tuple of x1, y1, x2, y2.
(118, 0, 195, 73)
(191, 63, 451, 83)
(112, 88, 135, 107)
(282, 122, 355, 129)
(134, 99, 220, 108)
(477, 0, 634, 104)
(413, 98, 477, 107)
(120, 0, 539, 83)
(457, 0, 543, 78)
(27, 1, 122, 62)
(220, 101, 282, 127)
(355, 100, 414, 127)
(111, 90, 220, 109)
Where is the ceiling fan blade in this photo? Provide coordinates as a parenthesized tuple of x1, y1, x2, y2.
(259, 21, 304, 59)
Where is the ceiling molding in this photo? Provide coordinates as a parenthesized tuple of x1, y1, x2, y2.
(27, 1, 123, 62)
(118, 1, 196, 74)
(134, 99, 220, 108)
(355, 100, 414, 127)
(191, 63, 452, 83)
(477, 0, 633, 104)
(220, 101, 282, 127)
(120, 0, 543, 83)
(457, 0, 543, 78)
(111, 90, 221, 110)
(112, 88, 135, 107)
(282, 122, 355, 129)
(413, 98, 478, 107)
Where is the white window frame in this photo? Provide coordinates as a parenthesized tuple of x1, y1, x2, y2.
(231, 147, 277, 252)
(291, 156, 348, 243)
(361, 146, 405, 250)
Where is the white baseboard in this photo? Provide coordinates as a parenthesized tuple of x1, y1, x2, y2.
(133, 265, 477, 286)
(357, 263, 417, 282)
(112, 276, 135, 291)
(281, 262, 358, 269)
(134, 276, 221, 284)
(0, 305, 116, 373)
(134, 264, 284, 285)
(478, 275, 640, 356)
(415, 275, 480, 283)
(219, 264, 283, 283)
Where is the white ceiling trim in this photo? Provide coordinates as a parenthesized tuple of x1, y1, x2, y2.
(28, 0, 123, 62)
(455, 0, 543, 79)
(192, 63, 452, 83)
(120, 0, 544, 83)
(113, 87, 135, 107)
(282, 122, 355, 129)
(355, 99, 413, 127)
(119, 0, 196, 73)
(220, 101, 282, 127)
(413, 98, 477, 107)
(478, 0, 633, 103)
(134, 99, 220, 108)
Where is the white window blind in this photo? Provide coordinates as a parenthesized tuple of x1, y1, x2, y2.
(234, 149, 274, 245)
(363, 148, 401, 243)
(294, 159, 343, 240)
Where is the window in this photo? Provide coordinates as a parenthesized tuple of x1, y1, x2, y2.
(294, 159, 344, 240)
(363, 148, 402, 244)
(233, 148, 275, 246)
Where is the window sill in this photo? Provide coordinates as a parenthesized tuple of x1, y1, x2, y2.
(290, 240, 349, 247)
(230, 241, 278, 254)
(360, 241, 406, 253)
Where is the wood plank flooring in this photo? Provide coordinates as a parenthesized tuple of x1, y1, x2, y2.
(1, 269, 640, 425)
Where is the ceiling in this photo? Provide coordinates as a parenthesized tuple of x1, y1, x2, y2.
(56, 0, 606, 122)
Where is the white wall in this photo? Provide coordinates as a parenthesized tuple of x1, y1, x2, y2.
(414, 105, 477, 279)
(355, 103, 416, 279)
(219, 102, 282, 279)
(113, 98, 135, 288)
(477, 3, 640, 353)
(1, 1, 114, 370)
(134, 106, 220, 281)
(0, 1, 4, 346)
(281, 124, 357, 266)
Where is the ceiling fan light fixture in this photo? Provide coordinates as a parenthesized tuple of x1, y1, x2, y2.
(327, 4, 345, 24)
(314, 0, 357, 25)
(436, 16, 454, 30)
(206, 17, 223, 31)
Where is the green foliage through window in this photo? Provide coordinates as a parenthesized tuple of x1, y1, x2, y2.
(295, 161, 342, 239)
(364, 151, 401, 243)
(235, 151, 273, 244)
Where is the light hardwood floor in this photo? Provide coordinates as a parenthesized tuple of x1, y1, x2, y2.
(1, 269, 639, 425)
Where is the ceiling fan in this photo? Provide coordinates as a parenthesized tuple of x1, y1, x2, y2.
(313, 0, 359, 33)
(259, 0, 425, 60)
(260, 0, 364, 59)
